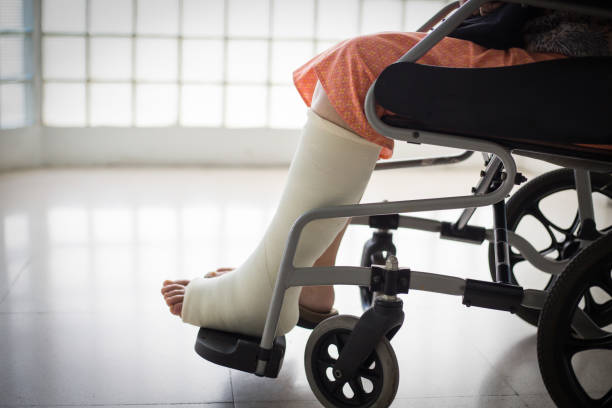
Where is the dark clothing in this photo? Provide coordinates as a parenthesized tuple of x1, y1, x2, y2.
(448, 3, 612, 56)
(448, 4, 536, 50)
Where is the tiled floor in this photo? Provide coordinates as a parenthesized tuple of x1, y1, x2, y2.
(0, 166, 609, 408)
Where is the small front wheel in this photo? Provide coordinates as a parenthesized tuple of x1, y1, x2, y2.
(304, 315, 399, 408)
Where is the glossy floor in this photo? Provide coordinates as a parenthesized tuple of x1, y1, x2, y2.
(0, 167, 610, 408)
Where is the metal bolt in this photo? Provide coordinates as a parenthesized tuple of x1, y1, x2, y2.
(514, 173, 528, 185)
(385, 255, 399, 271)
(334, 369, 343, 379)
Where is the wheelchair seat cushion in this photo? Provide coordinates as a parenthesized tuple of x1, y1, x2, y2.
(375, 57, 612, 161)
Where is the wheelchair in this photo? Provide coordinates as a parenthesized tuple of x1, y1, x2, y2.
(193, 0, 612, 407)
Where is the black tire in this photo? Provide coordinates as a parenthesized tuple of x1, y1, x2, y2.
(488, 169, 612, 326)
(304, 315, 400, 408)
(537, 231, 612, 408)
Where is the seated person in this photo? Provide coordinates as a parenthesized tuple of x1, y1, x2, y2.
(161, 2, 612, 337)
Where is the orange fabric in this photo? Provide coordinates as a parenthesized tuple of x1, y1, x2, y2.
(578, 144, 612, 150)
(293, 32, 565, 159)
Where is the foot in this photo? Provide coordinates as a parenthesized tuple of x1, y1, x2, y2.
(161, 268, 335, 318)
(161, 279, 190, 316)
(300, 285, 335, 313)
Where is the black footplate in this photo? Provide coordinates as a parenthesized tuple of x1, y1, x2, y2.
(195, 328, 286, 378)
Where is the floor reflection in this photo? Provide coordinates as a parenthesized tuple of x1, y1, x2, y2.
(0, 167, 609, 407)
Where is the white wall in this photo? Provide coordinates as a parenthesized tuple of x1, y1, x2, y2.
(0, 126, 559, 176)
(0, 127, 301, 170)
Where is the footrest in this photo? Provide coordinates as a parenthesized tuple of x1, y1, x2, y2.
(195, 328, 286, 378)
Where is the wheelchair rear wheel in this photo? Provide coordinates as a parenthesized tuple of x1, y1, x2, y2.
(487, 169, 612, 326)
(537, 231, 612, 408)
(304, 315, 399, 408)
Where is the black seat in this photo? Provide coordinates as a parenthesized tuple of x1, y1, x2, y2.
(375, 57, 612, 163)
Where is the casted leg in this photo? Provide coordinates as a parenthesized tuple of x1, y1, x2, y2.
(161, 224, 345, 319)
(161, 86, 380, 337)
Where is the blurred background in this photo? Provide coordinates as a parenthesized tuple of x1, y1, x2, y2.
(0, 0, 455, 169)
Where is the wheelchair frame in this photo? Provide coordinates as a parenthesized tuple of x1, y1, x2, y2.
(252, 0, 612, 377)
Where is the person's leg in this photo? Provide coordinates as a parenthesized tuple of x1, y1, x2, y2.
(311, 81, 352, 131)
(162, 84, 380, 337)
(296, 81, 354, 313)
(162, 84, 354, 318)
(299, 221, 348, 313)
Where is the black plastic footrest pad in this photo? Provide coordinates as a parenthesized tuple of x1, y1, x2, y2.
(195, 328, 286, 378)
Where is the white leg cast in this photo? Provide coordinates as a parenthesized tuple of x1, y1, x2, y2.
(181, 110, 381, 337)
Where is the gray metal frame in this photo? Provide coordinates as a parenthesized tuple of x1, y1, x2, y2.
(253, 0, 611, 375)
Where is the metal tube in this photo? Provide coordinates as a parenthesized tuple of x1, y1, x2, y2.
(455, 156, 502, 230)
(493, 199, 511, 283)
(503, 230, 568, 275)
(416, 1, 460, 32)
(286, 266, 371, 287)
(398, 215, 442, 232)
(374, 150, 473, 171)
(398, 0, 488, 63)
(574, 169, 595, 226)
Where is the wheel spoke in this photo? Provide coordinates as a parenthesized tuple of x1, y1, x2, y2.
(540, 244, 558, 258)
(349, 378, 367, 403)
(318, 355, 335, 366)
(358, 367, 380, 381)
(572, 308, 610, 339)
(336, 333, 346, 351)
(330, 378, 345, 395)
(568, 211, 581, 235)
(593, 300, 612, 327)
(531, 207, 568, 236)
(600, 271, 612, 296)
(584, 290, 597, 315)
(566, 334, 612, 355)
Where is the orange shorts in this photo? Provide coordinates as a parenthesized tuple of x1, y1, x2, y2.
(293, 32, 565, 159)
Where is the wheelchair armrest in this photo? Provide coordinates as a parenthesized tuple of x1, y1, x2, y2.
(417, 1, 460, 32)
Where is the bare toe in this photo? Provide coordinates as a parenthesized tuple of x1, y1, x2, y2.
(163, 289, 184, 300)
(161, 283, 186, 295)
(170, 303, 182, 316)
(165, 294, 184, 306)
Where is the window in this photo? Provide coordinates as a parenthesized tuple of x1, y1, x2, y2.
(0, 0, 33, 129)
(6, 0, 450, 130)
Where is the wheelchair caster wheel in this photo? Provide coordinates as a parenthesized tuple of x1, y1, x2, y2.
(304, 315, 399, 408)
(488, 169, 612, 326)
(537, 232, 612, 408)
